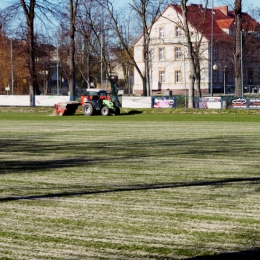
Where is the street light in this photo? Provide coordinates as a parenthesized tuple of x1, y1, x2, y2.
(213, 64, 227, 94)
(126, 62, 132, 96)
(40, 70, 48, 94)
(56, 40, 59, 96)
(223, 66, 227, 94)
(10, 39, 14, 95)
(210, 0, 214, 97)
(241, 30, 244, 97)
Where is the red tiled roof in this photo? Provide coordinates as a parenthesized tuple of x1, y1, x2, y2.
(170, 4, 231, 42)
(169, 4, 259, 42)
(133, 3, 259, 46)
(217, 19, 233, 29)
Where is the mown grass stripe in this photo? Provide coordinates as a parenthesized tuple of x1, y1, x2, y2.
(0, 110, 260, 259)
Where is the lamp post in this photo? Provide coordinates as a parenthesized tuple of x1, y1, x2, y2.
(182, 33, 187, 108)
(128, 66, 131, 96)
(241, 30, 244, 97)
(10, 39, 14, 95)
(41, 70, 48, 95)
(223, 66, 227, 94)
(56, 40, 59, 96)
(213, 64, 227, 95)
(210, 0, 214, 97)
(145, 34, 151, 96)
(101, 33, 103, 89)
(126, 62, 132, 96)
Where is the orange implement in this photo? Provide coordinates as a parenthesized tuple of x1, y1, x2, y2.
(54, 101, 81, 116)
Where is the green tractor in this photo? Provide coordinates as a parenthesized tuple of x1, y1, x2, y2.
(81, 89, 120, 116)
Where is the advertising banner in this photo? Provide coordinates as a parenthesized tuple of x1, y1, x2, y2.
(231, 98, 260, 109)
(152, 97, 175, 108)
(198, 97, 222, 109)
(231, 98, 248, 108)
(248, 98, 260, 109)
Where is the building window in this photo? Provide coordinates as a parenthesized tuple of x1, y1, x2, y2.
(175, 70, 181, 83)
(159, 27, 164, 38)
(159, 71, 165, 83)
(159, 48, 165, 61)
(176, 26, 181, 37)
(175, 47, 181, 60)
(248, 69, 253, 84)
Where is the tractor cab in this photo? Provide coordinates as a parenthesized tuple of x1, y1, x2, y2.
(81, 89, 109, 106)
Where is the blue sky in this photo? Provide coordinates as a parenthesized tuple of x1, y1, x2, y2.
(2, 0, 260, 10)
(1, 0, 259, 14)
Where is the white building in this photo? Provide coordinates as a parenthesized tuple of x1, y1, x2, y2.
(133, 4, 260, 96)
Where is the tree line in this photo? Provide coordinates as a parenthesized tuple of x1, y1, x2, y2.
(0, 0, 259, 108)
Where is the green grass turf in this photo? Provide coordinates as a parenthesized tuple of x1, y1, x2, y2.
(0, 108, 259, 259)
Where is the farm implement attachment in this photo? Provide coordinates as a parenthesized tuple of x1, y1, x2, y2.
(54, 101, 81, 116)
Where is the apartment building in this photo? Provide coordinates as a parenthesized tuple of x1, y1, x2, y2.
(133, 4, 260, 95)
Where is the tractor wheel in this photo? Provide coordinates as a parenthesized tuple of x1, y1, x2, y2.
(101, 106, 110, 116)
(114, 107, 120, 115)
(82, 103, 93, 116)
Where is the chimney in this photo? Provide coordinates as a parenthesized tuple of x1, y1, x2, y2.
(215, 6, 228, 16)
(189, 4, 203, 8)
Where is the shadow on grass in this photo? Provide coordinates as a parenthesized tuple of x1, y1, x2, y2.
(1, 134, 260, 174)
(1, 134, 260, 201)
(145, 248, 260, 260)
(72, 109, 143, 116)
(185, 248, 260, 260)
(0, 177, 259, 202)
(124, 109, 143, 115)
(1, 157, 107, 173)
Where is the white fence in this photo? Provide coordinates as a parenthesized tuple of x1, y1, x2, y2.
(0, 95, 228, 109)
(0, 95, 70, 107)
(0, 95, 153, 108)
(122, 97, 152, 108)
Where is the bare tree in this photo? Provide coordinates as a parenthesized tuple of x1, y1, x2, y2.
(192, 2, 209, 98)
(102, 0, 167, 96)
(0, 33, 10, 92)
(20, 0, 38, 105)
(68, 0, 79, 101)
(210, 0, 260, 95)
(162, 2, 209, 107)
(76, 0, 112, 89)
(180, 0, 197, 108)
(130, 0, 168, 96)
(234, 0, 242, 96)
(3, 0, 62, 105)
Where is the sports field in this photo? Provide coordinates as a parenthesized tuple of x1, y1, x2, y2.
(0, 108, 260, 259)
